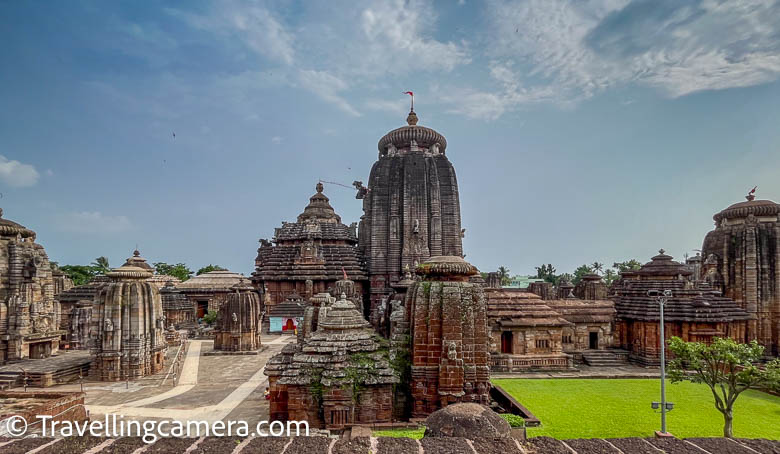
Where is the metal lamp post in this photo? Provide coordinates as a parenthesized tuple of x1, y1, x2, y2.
(648, 289, 673, 434)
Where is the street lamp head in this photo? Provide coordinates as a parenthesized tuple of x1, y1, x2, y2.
(651, 402, 660, 410)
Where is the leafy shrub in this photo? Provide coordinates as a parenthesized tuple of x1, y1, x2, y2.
(500, 413, 525, 428)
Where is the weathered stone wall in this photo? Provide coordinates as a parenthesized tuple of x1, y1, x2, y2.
(407, 257, 490, 418)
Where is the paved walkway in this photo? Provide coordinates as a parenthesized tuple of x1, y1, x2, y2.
(85, 335, 295, 424)
(122, 340, 202, 408)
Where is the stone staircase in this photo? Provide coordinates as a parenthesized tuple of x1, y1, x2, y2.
(0, 370, 21, 390)
(582, 349, 629, 367)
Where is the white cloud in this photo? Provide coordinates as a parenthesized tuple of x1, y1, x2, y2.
(168, 3, 294, 65)
(56, 211, 133, 234)
(438, 61, 558, 120)
(0, 155, 40, 187)
(484, 0, 780, 106)
(271, 136, 282, 144)
(45, 169, 54, 176)
(359, 0, 470, 74)
(298, 70, 361, 116)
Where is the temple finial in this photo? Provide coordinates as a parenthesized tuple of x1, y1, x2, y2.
(316, 181, 324, 193)
(403, 91, 417, 125)
(746, 185, 757, 201)
(659, 248, 665, 255)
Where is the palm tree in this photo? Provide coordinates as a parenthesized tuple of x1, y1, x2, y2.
(91, 256, 110, 275)
(497, 266, 511, 286)
(591, 262, 604, 275)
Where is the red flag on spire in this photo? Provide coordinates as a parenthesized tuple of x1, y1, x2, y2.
(749, 186, 757, 195)
(342, 267, 348, 280)
(403, 91, 414, 111)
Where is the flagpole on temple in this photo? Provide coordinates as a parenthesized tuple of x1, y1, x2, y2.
(403, 91, 414, 111)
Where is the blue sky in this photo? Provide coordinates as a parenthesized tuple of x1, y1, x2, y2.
(2, 0, 780, 277)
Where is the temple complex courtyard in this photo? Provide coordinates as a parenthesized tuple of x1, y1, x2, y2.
(494, 378, 780, 440)
(8, 334, 296, 427)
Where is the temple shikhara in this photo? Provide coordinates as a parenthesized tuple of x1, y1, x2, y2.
(0, 209, 67, 362)
(702, 193, 780, 356)
(0, 105, 778, 436)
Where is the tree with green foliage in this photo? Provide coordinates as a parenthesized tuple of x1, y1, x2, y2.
(613, 259, 642, 273)
(572, 264, 594, 284)
(90, 256, 110, 275)
(196, 264, 227, 275)
(201, 309, 217, 325)
(497, 266, 511, 286)
(591, 262, 604, 275)
(603, 269, 618, 286)
(59, 265, 99, 286)
(535, 264, 557, 284)
(153, 262, 193, 281)
(667, 337, 780, 438)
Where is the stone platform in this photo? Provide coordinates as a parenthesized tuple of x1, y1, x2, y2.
(0, 350, 91, 388)
(203, 346, 268, 356)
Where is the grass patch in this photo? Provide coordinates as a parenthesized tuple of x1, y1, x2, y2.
(373, 427, 425, 439)
(493, 378, 780, 440)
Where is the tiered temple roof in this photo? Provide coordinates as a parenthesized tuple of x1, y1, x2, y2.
(270, 294, 397, 387)
(177, 270, 250, 291)
(546, 299, 616, 324)
(614, 250, 753, 323)
(254, 183, 367, 283)
(486, 289, 572, 329)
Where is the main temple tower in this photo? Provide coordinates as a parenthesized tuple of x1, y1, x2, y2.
(701, 190, 780, 355)
(357, 109, 463, 323)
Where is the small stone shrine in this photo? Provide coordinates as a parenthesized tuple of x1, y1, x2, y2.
(406, 256, 490, 418)
(90, 253, 167, 381)
(160, 281, 194, 328)
(213, 282, 263, 352)
(264, 290, 398, 429)
(177, 270, 250, 319)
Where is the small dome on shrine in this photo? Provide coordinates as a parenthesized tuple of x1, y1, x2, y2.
(416, 256, 478, 279)
(296, 182, 341, 224)
(122, 249, 154, 271)
(318, 293, 371, 331)
(636, 249, 692, 278)
(107, 253, 154, 280)
(0, 208, 36, 239)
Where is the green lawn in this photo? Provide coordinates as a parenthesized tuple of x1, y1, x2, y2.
(493, 378, 780, 440)
(373, 427, 425, 439)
